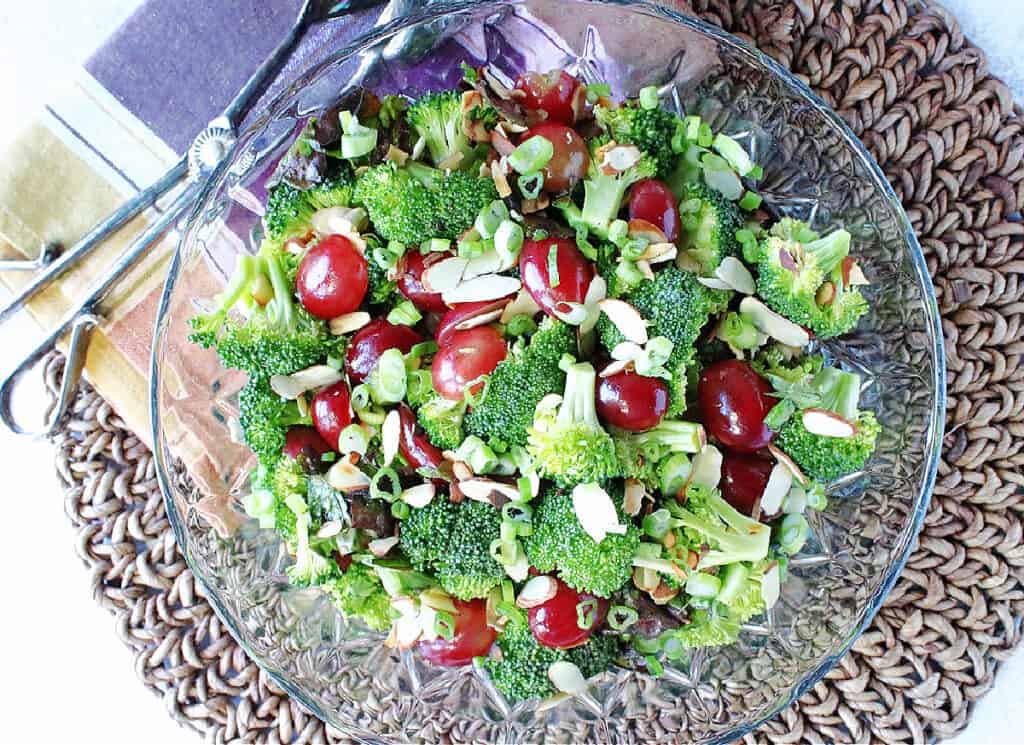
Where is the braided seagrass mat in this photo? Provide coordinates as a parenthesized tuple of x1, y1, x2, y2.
(44, 1, 1024, 742)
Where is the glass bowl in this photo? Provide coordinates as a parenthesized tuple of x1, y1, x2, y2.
(151, 1, 945, 742)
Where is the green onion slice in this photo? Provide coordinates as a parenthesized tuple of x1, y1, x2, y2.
(370, 467, 401, 503)
(508, 135, 554, 174)
(607, 605, 639, 631)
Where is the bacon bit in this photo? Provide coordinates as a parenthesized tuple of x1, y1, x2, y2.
(490, 128, 516, 157)
(816, 281, 837, 306)
(779, 247, 799, 272)
(520, 194, 550, 214)
(650, 581, 679, 605)
(385, 144, 409, 166)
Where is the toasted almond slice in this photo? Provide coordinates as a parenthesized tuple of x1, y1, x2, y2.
(329, 311, 371, 336)
(551, 301, 589, 326)
(437, 151, 465, 171)
(483, 66, 515, 100)
(802, 408, 857, 438)
(816, 281, 836, 306)
(327, 459, 371, 493)
(716, 256, 756, 294)
(536, 692, 574, 712)
(452, 461, 473, 481)
(462, 250, 503, 280)
(420, 589, 458, 614)
(458, 478, 520, 503)
(623, 479, 646, 517)
(761, 562, 781, 609)
(311, 205, 368, 236)
(422, 257, 469, 293)
(456, 308, 505, 331)
(270, 365, 342, 400)
(579, 275, 608, 335)
(599, 359, 633, 378)
(401, 483, 436, 508)
(650, 581, 680, 605)
(610, 341, 644, 361)
(628, 218, 668, 245)
(697, 276, 734, 291)
(635, 260, 655, 280)
(598, 298, 649, 344)
(505, 547, 530, 581)
(516, 576, 558, 608)
(491, 127, 516, 156)
(442, 274, 522, 304)
(548, 661, 587, 695)
(385, 144, 409, 166)
(369, 536, 400, 558)
(633, 566, 661, 593)
(846, 260, 870, 286)
(227, 416, 246, 445)
(521, 194, 550, 214)
(600, 144, 643, 174)
(572, 482, 625, 544)
(393, 614, 423, 649)
(500, 289, 542, 323)
(641, 242, 678, 263)
(381, 409, 400, 467)
(768, 444, 808, 485)
(535, 393, 563, 419)
(316, 520, 343, 539)
(295, 394, 310, 419)
(739, 297, 811, 347)
(688, 444, 723, 491)
(759, 463, 792, 518)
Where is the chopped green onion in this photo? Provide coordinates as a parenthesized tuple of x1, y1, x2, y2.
(387, 300, 422, 327)
(632, 635, 660, 655)
(463, 375, 489, 407)
(634, 542, 662, 561)
(645, 655, 665, 676)
(508, 135, 554, 174)
(420, 237, 451, 254)
(586, 82, 612, 103)
(615, 261, 646, 291)
(712, 133, 756, 177)
(749, 164, 764, 180)
(502, 579, 515, 604)
(720, 311, 761, 351)
(620, 237, 648, 260)
(339, 111, 378, 159)
(460, 61, 479, 85)
(642, 508, 672, 540)
(671, 121, 687, 153)
(638, 85, 660, 110)
(685, 572, 721, 599)
(406, 369, 433, 403)
(547, 244, 561, 288)
(456, 435, 499, 474)
(532, 228, 549, 240)
(607, 605, 639, 631)
(370, 467, 401, 502)
(475, 200, 510, 239)
(390, 501, 410, 519)
(458, 237, 489, 259)
(778, 513, 809, 555)
(805, 482, 828, 511)
(782, 485, 808, 515)
(739, 191, 763, 211)
(367, 348, 407, 404)
(659, 453, 691, 497)
(320, 451, 337, 463)
(326, 355, 343, 370)
(684, 115, 702, 141)
(517, 475, 534, 502)
(434, 610, 456, 641)
(660, 635, 686, 661)
(576, 598, 599, 630)
(284, 492, 307, 516)
(495, 600, 525, 625)
(504, 314, 537, 338)
(608, 219, 629, 246)
(351, 384, 385, 425)
(697, 122, 714, 148)
(679, 198, 702, 215)
(518, 171, 545, 200)
(337, 424, 370, 456)
(499, 521, 517, 544)
(373, 241, 403, 269)
(407, 341, 438, 364)
(494, 219, 524, 266)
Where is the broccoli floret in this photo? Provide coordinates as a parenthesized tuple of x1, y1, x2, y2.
(567, 633, 621, 678)
(286, 510, 336, 587)
(597, 266, 731, 414)
(190, 247, 338, 380)
(613, 420, 704, 489)
(365, 256, 401, 308)
(354, 162, 497, 245)
(527, 361, 620, 487)
(667, 483, 771, 568)
(776, 411, 880, 482)
(811, 278, 869, 339)
(485, 622, 562, 701)
(275, 498, 298, 545)
(464, 318, 576, 448)
(406, 90, 473, 168)
(237, 379, 312, 465)
(524, 485, 640, 598)
(678, 181, 743, 275)
(417, 395, 466, 451)
(264, 166, 355, 242)
(662, 607, 741, 650)
(751, 345, 823, 384)
(579, 136, 658, 238)
(399, 499, 504, 599)
(321, 562, 393, 632)
(595, 103, 679, 177)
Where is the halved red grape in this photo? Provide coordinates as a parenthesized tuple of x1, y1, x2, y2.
(432, 326, 507, 401)
(296, 234, 368, 319)
(519, 237, 593, 318)
(629, 179, 680, 242)
(345, 319, 423, 383)
(521, 123, 590, 193)
(311, 381, 353, 450)
(283, 426, 334, 461)
(396, 249, 451, 313)
(397, 403, 444, 471)
(528, 577, 608, 649)
(596, 369, 670, 432)
(418, 598, 497, 667)
(697, 360, 774, 452)
(721, 452, 774, 516)
(435, 298, 512, 347)
(514, 70, 582, 125)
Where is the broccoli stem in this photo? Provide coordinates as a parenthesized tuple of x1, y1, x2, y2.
(633, 420, 704, 453)
(406, 161, 442, 189)
(557, 362, 600, 428)
(813, 367, 861, 420)
(803, 229, 850, 275)
(260, 247, 297, 332)
(582, 174, 627, 237)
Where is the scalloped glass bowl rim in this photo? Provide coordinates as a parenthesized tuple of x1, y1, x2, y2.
(149, 1, 946, 742)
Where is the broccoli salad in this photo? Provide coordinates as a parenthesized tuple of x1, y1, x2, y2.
(190, 64, 877, 703)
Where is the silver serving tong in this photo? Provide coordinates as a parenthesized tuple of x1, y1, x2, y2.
(0, 0, 419, 436)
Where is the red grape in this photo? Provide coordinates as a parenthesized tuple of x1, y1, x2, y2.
(435, 298, 512, 347)
(721, 452, 774, 516)
(418, 598, 497, 667)
(432, 326, 507, 401)
(283, 426, 333, 461)
(528, 577, 608, 649)
(518, 237, 593, 317)
(397, 403, 444, 471)
(311, 381, 353, 450)
(697, 360, 775, 452)
(396, 249, 451, 313)
(629, 179, 680, 242)
(521, 123, 590, 193)
(296, 234, 368, 319)
(596, 369, 670, 431)
(514, 70, 582, 125)
(345, 319, 423, 383)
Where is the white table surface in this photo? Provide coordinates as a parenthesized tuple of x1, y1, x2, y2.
(0, 2, 1021, 743)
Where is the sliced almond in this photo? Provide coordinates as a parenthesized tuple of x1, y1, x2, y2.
(500, 288, 542, 323)
(270, 365, 342, 400)
(452, 461, 473, 481)
(598, 298, 649, 345)
(635, 260, 655, 280)
(516, 576, 558, 608)
(759, 463, 792, 518)
(455, 308, 505, 331)
(610, 341, 644, 361)
(696, 276, 734, 291)
(845, 258, 870, 286)
(490, 128, 516, 157)
(739, 297, 811, 348)
(802, 408, 857, 438)
(633, 566, 661, 593)
(569, 82, 589, 123)
(536, 692, 574, 712)
(650, 581, 680, 605)
(420, 589, 458, 614)
(761, 562, 781, 609)
(623, 479, 646, 516)
(505, 546, 530, 581)
(422, 257, 469, 293)
(768, 444, 808, 486)
(462, 250, 503, 280)
(316, 520, 344, 539)
(381, 409, 400, 467)
(628, 218, 668, 245)
(579, 274, 609, 335)
(461, 90, 491, 142)
(458, 478, 520, 504)
(437, 151, 465, 172)
(640, 242, 678, 263)
(329, 311, 371, 336)
(327, 459, 371, 493)
(551, 301, 590, 326)
(716, 256, 756, 294)
(385, 144, 409, 166)
(295, 394, 310, 419)
(401, 483, 436, 508)
(483, 66, 515, 100)
(548, 661, 588, 695)
(599, 143, 643, 174)
(442, 274, 521, 304)
(572, 483, 626, 544)
(368, 536, 399, 558)
(688, 445, 723, 491)
(521, 194, 550, 214)
(311, 205, 368, 236)
(599, 359, 633, 378)
(816, 281, 836, 307)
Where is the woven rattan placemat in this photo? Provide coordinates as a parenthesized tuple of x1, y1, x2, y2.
(45, 1, 1024, 742)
